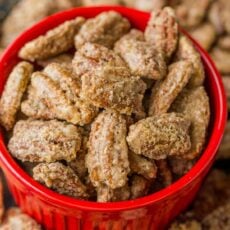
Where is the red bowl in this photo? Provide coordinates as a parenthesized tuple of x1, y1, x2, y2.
(0, 6, 227, 230)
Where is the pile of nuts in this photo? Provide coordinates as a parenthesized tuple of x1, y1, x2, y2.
(0, 8, 210, 202)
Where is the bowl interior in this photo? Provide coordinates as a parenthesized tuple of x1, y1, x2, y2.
(0, 6, 227, 211)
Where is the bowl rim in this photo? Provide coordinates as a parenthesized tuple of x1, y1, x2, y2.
(0, 6, 227, 212)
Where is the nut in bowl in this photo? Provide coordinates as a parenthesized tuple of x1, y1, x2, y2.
(0, 6, 227, 230)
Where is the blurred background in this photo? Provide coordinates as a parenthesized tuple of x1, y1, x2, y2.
(0, 0, 229, 229)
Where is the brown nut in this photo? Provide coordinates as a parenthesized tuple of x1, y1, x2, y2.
(8, 119, 82, 163)
(170, 86, 210, 159)
(208, 1, 225, 35)
(114, 29, 167, 80)
(86, 110, 130, 189)
(33, 162, 88, 199)
(97, 184, 130, 203)
(0, 0, 57, 47)
(148, 60, 193, 116)
(37, 53, 73, 68)
(174, 0, 211, 28)
(126, 113, 191, 160)
(217, 36, 230, 51)
(145, 7, 178, 59)
(174, 35, 205, 88)
(0, 62, 33, 130)
(19, 17, 85, 61)
(192, 169, 230, 220)
(0, 207, 41, 230)
(210, 47, 230, 74)
(129, 151, 157, 180)
(21, 71, 98, 125)
(74, 11, 130, 49)
(81, 69, 146, 115)
(73, 42, 130, 78)
(202, 202, 230, 230)
(188, 22, 216, 51)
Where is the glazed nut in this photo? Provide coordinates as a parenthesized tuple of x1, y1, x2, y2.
(19, 17, 85, 61)
(77, 44, 147, 115)
(33, 162, 89, 199)
(129, 151, 157, 180)
(174, 35, 205, 88)
(8, 119, 82, 163)
(145, 7, 179, 59)
(114, 29, 167, 80)
(21, 70, 98, 125)
(74, 11, 130, 49)
(0, 207, 41, 229)
(86, 110, 130, 189)
(0, 62, 33, 131)
(148, 60, 193, 116)
(170, 86, 210, 159)
(126, 113, 191, 160)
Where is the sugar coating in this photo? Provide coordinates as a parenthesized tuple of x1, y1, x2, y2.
(145, 7, 179, 59)
(33, 162, 88, 199)
(0, 62, 33, 130)
(127, 113, 191, 160)
(86, 110, 130, 189)
(74, 11, 130, 49)
(170, 87, 210, 159)
(148, 61, 193, 116)
(8, 119, 81, 163)
(19, 17, 85, 61)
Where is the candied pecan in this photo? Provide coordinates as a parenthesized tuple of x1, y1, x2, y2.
(145, 7, 179, 59)
(210, 47, 230, 74)
(0, 62, 33, 130)
(148, 61, 193, 116)
(21, 71, 98, 125)
(129, 151, 157, 180)
(86, 110, 130, 189)
(189, 22, 216, 51)
(126, 113, 191, 160)
(170, 87, 210, 159)
(0, 207, 41, 230)
(191, 170, 230, 220)
(134, 0, 167, 11)
(74, 11, 130, 49)
(0, 0, 57, 47)
(114, 30, 167, 80)
(219, 0, 230, 34)
(202, 202, 230, 230)
(73, 42, 130, 78)
(174, 0, 211, 28)
(8, 119, 82, 163)
(97, 184, 130, 202)
(217, 36, 230, 51)
(81, 69, 146, 115)
(19, 17, 85, 61)
(169, 219, 202, 230)
(208, 1, 225, 35)
(174, 35, 205, 87)
(33, 162, 88, 199)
